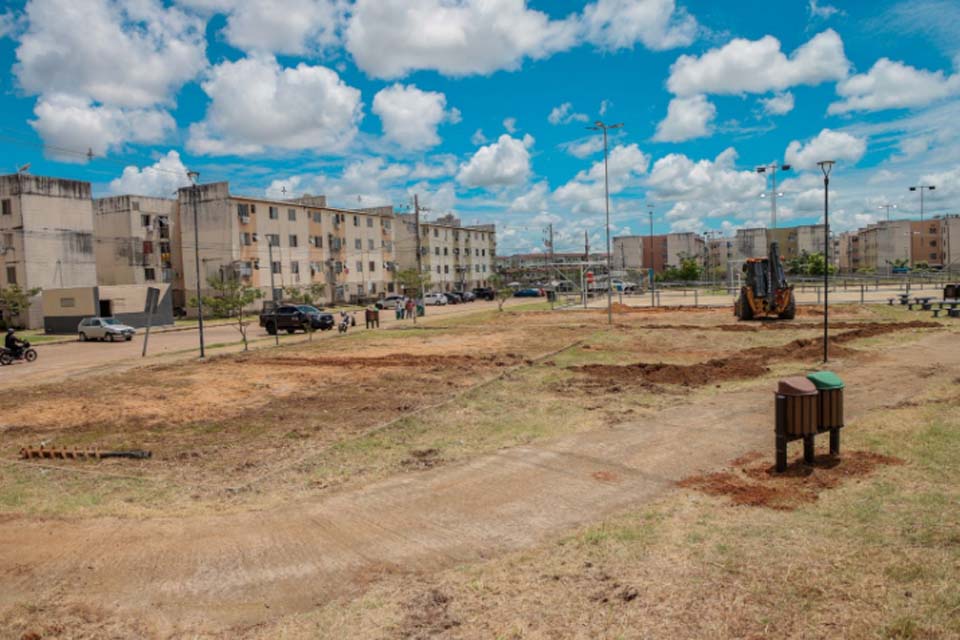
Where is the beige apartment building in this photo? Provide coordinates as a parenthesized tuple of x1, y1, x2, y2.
(666, 232, 705, 268)
(93, 195, 179, 287)
(0, 173, 98, 327)
(175, 182, 398, 309)
(858, 220, 912, 272)
(941, 215, 959, 271)
(394, 213, 495, 292)
(612, 236, 644, 271)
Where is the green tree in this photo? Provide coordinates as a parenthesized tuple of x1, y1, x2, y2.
(489, 274, 514, 311)
(396, 268, 431, 298)
(0, 284, 41, 329)
(804, 252, 837, 276)
(658, 257, 701, 282)
(192, 276, 262, 351)
(886, 258, 910, 270)
(283, 283, 326, 306)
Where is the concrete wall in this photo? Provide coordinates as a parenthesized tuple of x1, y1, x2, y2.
(613, 236, 644, 270)
(41, 284, 173, 333)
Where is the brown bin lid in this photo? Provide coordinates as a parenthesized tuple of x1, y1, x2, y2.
(777, 376, 817, 396)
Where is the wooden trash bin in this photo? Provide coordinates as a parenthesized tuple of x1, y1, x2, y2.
(775, 377, 818, 472)
(807, 371, 845, 458)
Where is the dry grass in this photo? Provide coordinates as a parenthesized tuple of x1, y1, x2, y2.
(249, 379, 960, 640)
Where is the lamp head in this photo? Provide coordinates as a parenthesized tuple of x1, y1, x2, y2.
(909, 186, 917, 192)
(781, 164, 791, 171)
(817, 160, 835, 177)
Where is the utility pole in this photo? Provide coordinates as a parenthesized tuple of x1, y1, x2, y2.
(268, 239, 279, 346)
(649, 206, 655, 308)
(547, 223, 554, 265)
(413, 194, 423, 324)
(878, 203, 897, 221)
(188, 171, 205, 359)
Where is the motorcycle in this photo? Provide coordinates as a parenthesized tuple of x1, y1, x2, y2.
(338, 313, 350, 334)
(0, 340, 38, 365)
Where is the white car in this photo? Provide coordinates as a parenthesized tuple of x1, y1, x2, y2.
(78, 317, 136, 342)
(423, 292, 448, 306)
(375, 295, 407, 310)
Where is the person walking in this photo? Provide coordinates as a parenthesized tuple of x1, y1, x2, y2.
(405, 297, 415, 320)
(396, 298, 404, 320)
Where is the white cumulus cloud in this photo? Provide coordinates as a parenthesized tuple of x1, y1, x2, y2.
(784, 128, 867, 170)
(548, 102, 589, 125)
(373, 84, 459, 151)
(653, 95, 716, 142)
(15, 0, 206, 108)
(187, 55, 363, 156)
(666, 30, 848, 97)
(109, 150, 191, 196)
(760, 92, 795, 116)
(582, 0, 698, 51)
(30, 94, 174, 163)
(345, 0, 579, 79)
(554, 143, 650, 213)
(457, 134, 534, 189)
(828, 58, 960, 114)
(218, 0, 345, 56)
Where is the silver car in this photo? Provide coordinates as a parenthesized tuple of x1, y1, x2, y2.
(78, 317, 136, 342)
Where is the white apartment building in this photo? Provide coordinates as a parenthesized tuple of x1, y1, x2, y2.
(394, 213, 495, 292)
(93, 195, 178, 287)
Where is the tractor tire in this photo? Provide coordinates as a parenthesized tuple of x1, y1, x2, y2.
(778, 292, 797, 320)
(737, 291, 754, 321)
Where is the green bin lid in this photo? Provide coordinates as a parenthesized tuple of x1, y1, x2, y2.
(806, 371, 844, 390)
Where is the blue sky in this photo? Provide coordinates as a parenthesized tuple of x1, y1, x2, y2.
(1, 0, 959, 254)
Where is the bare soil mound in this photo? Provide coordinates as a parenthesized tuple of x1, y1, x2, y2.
(573, 322, 938, 388)
(248, 353, 521, 368)
(678, 450, 904, 510)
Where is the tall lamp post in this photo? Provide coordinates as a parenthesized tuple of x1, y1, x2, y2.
(817, 160, 835, 363)
(188, 170, 205, 359)
(877, 203, 897, 221)
(588, 120, 623, 325)
(648, 205, 655, 308)
(909, 184, 935, 222)
(756, 163, 791, 229)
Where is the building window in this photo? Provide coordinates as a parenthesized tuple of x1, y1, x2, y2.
(354, 238, 362, 250)
(241, 232, 252, 246)
(290, 261, 299, 274)
(271, 261, 281, 274)
(269, 206, 279, 220)
(482, 249, 486, 256)
(368, 239, 374, 250)
(433, 228, 438, 238)
(140, 214, 151, 227)
(436, 265, 440, 274)
(312, 235, 323, 248)
(443, 247, 448, 256)
(475, 264, 480, 272)
(2, 199, 11, 215)
(356, 261, 363, 272)
(365, 217, 373, 228)
(930, 253, 938, 260)
(444, 265, 449, 274)
(353, 215, 359, 227)
(312, 211, 321, 223)
(2, 233, 12, 250)
(289, 234, 298, 247)
(368, 261, 375, 272)
(288, 208, 296, 221)
(60, 297, 75, 308)
(930, 240, 938, 247)
(267, 234, 280, 246)
(145, 268, 156, 281)
(483, 265, 487, 272)
(6, 266, 16, 284)
(383, 220, 391, 230)
(142, 241, 153, 254)
(237, 203, 249, 219)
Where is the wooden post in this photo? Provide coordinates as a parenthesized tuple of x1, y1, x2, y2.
(775, 395, 787, 473)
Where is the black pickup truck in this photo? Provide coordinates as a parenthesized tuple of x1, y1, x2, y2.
(259, 304, 335, 335)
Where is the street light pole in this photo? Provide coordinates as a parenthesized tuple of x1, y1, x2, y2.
(188, 170, 205, 359)
(756, 163, 792, 229)
(909, 185, 936, 222)
(648, 205, 655, 308)
(588, 120, 623, 325)
(878, 203, 897, 221)
(817, 160, 835, 363)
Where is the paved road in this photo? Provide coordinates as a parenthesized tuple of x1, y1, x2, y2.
(1, 330, 954, 637)
(0, 299, 523, 387)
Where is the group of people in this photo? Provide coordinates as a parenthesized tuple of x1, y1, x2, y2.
(394, 298, 418, 320)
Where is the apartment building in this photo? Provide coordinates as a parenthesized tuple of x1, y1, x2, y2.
(858, 220, 912, 272)
(0, 173, 97, 327)
(612, 236, 643, 271)
(394, 213, 495, 292)
(838, 231, 859, 272)
(175, 182, 397, 309)
(665, 232, 705, 268)
(93, 195, 178, 286)
(910, 219, 943, 267)
(941, 215, 959, 270)
(733, 228, 768, 262)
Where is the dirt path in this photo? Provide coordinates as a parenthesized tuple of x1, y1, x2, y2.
(1, 331, 957, 637)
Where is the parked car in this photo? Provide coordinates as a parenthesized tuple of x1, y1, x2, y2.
(514, 288, 545, 297)
(375, 294, 407, 310)
(457, 290, 476, 302)
(78, 317, 136, 342)
(472, 287, 495, 301)
(260, 304, 334, 335)
(443, 292, 462, 304)
(423, 292, 448, 305)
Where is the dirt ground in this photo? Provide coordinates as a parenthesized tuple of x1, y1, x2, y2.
(1, 303, 957, 638)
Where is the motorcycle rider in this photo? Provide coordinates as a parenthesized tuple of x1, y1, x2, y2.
(5, 327, 24, 359)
